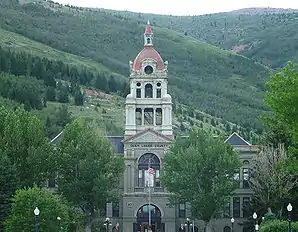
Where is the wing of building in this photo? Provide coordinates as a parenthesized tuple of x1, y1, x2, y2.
(50, 21, 259, 232)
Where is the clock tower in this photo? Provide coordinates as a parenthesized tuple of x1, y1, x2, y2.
(125, 21, 173, 136)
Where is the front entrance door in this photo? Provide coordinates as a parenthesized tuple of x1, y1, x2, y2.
(135, 204, 163, 232)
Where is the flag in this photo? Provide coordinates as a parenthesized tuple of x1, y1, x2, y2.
(145, 167, 155, 187)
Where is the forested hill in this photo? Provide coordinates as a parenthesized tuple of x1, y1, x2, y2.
(0, 0, 271, 131)
(111, 8, 298, 69)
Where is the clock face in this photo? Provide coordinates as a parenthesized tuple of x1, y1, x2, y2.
(144, 65, 153, 74)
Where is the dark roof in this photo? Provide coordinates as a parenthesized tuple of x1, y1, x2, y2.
(224, 132, 251, 146)
(107, 136, 124, 154)
(50, 131, 124, 154)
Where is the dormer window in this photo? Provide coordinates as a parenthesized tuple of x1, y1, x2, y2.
(144, 65, 153, 75)
(147, 38, 151, 44)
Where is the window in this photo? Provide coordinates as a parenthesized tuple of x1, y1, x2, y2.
(145, 83, 153, 97)
(144, 66, 153, 75)
(112, 202, 119, 217)
(138, 153, 160, 187)
(243, 168, 249, 188)
(136, 108, 142, 125)
(136, 89, 141, 98)
(242, 197, 251, 218)
(156, 108, 162, 125)
(156, 89, 161, 98)
(144, 108, 153, 125)
(233, 197, 240, 218)
(233, 169, 240, 187)
(223, 202, 230, 218)
(147, 38, 151, 44)
(179, 203, 186, 218)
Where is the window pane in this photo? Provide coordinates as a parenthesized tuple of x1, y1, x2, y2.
(138, 169, 143, 187)
(145, 84, 153, 98)
(223, 202, 230, 218)
(156, 89, 161, 98)
(233, 197, 240, 218)
(136, 89, 141, 98)
(243, 168, 249, 188)
(144, 108, 153, 125)
(112, 202, 120, 217)
(156, 108, 162, 125)
(179, 203, 186, 218)
(243, 197, 251, 218)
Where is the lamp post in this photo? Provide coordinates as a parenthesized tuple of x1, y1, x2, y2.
(104, 217, 112, 232)
(287, 203, 293, 232)
(57, 216, 61, 231)
(231, 218, 234, 232)
(184, 218, 192, 232)
(34, 207, 40, 232)
(253, 212, 257, 232)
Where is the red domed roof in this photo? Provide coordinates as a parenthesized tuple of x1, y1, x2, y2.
(132, 46, 165, 71)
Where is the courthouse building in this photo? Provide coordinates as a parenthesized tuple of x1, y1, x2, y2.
(50, 21, 259, 232)
(104, 22, 259, 232)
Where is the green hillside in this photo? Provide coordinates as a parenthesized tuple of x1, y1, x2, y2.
(0, 0, 272, 131)
(111, 8, 298, 69)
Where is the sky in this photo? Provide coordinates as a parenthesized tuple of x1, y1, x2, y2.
(55, 0, 298, 15)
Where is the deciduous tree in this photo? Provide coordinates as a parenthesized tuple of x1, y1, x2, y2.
(56, 118, 124, 232)
(161, 129, 241, 232)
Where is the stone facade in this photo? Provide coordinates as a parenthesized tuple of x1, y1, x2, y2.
(105, 22, 259, 232)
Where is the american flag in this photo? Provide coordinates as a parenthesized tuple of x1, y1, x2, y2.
(148, 167, 155, 175)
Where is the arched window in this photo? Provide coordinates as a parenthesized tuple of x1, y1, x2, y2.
(145, 84, 153, 98)
(138, 153, 160, 187)
(137, 204, 161, 219)
(156, 108, 162, 125)
(147, 38, 151, 44)
(223, 226, 231, 232)
(243, 160, 249, 165)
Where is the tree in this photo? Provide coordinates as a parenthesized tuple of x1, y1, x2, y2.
(56, 119, 125, 232)
(249, 145, 297, 217)
(264, 62, 298, 145)
(161, 129, 241, 232)
(4, 186, 70, 232)
(0, 106, 54, 187)
(0, 153, 17, 230)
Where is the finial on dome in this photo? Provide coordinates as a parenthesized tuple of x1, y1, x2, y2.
(144, 20, 153, 35)
(147, 20, 150, 25)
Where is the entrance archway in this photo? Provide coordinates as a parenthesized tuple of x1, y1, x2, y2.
(134, 204, 164, 232)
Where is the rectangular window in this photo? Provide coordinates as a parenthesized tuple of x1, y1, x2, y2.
(243, 168, 249, 188)
(144, 108, 153, 125)
(138, 169, 143, 187)
(155, 169, 160, 187)
(156, 89, 161, 98)
(233, 169, 240, 188)
(223, 202, 230, 218)
(112, 202, 120, 217)
(243, 197, 251, 218)
(156, 108, 162, 125)
(136, 89, 141, 98)
(179, 203, 186, 218)
(233, 197, 240, 218)
(136, 108, 142, 126)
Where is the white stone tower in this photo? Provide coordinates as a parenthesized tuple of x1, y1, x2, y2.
(125, 21, 172, 136)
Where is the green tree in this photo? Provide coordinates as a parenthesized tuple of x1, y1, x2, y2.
(264, 62, 298, 146)
(56, 119, 124, 232)
(0, 106, 54, 187)
(4, 186, 70, 232)
(0, 153, 17, 230)
(161, 129, 241, 232)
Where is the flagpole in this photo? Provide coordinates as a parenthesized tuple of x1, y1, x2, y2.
(148, 159, 151, 229)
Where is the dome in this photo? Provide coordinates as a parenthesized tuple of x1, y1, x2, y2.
(132, 46, 165, 71)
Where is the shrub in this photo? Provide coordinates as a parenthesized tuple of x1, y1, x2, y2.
(260, 220, 298, 232)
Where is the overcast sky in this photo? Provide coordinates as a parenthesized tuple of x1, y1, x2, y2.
(55, 0, 298, 15)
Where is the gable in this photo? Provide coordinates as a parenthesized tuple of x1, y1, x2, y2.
(224, 132, 251, 146)
(124, 129, 173, 144)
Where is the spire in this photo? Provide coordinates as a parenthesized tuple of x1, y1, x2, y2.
(144, 20, 153, 46)
(145, 20, 153, 34)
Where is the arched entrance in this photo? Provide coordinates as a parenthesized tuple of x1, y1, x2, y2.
(134, 204, 164, 232)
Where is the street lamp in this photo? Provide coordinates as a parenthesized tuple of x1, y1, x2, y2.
(57, 216, 61, 231)
(104, 217, 112, 232)
(34, 207, 40, 232)
(184, 218, 192, 232)
(253, 212, 258, 232)
(231, 218, 234, 232)
(287, 203, 293, 232)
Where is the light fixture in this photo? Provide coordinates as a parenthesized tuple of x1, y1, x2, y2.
(253, 212, 257, 219)
(231, 218, 235, 223)
(34, 207, 40, 216)
(287, 203, 293, 212)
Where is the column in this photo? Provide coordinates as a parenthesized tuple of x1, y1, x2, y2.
(141, 108, 144, 126)
(153, 108, 156, 126)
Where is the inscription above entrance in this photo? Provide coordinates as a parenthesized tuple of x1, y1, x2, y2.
(130, 143, 168, 148)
